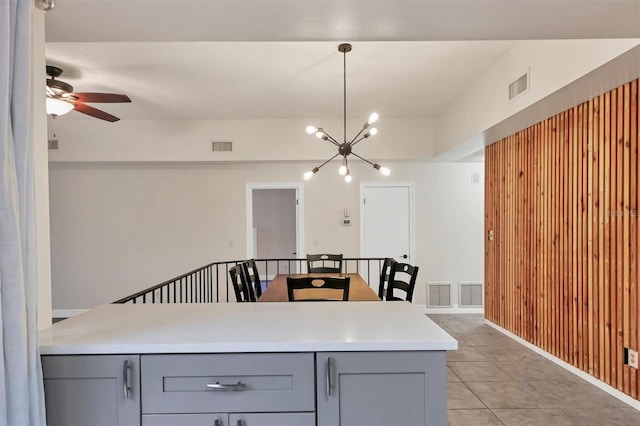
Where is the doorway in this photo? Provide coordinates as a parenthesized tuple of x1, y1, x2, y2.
(246, 183, 304, 276)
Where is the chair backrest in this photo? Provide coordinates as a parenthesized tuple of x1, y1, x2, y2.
(286, 276, 350, 301)
(306, 253, 343, 273)
(245, 259, 262, 299)
(386, 262, 419, 302)
(228, 263, 256, 302)
(378, 257, 395, 299)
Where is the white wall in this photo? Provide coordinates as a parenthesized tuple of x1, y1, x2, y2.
(46, 117, 434, 163)
(434, 39, 640, 159)
(33, 7, 52, 329)
(48, 159, 485, 310)
(420, 162, 485, 306)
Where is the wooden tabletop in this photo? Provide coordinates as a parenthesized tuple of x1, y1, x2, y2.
(258, 273, 381, 302)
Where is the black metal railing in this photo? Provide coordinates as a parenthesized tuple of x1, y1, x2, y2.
(113, 257, 386, 304)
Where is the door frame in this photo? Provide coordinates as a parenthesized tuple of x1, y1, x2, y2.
(246, 183, 304, 260)
(359, 181, 415, 261)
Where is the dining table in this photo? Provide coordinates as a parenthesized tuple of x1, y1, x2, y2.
(258, 272, 381, 302)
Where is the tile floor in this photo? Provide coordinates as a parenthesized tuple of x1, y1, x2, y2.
(427, 314, 640, 426)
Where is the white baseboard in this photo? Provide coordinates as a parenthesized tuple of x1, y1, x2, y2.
(423, 306, 484, 314)
(486, 319, 640, 412)
(53, 309, 88, 319)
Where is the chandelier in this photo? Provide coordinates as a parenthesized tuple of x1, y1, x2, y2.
(303, 43, 390, 183)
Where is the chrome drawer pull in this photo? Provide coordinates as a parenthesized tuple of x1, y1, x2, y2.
(206, 381, 247, 391)
(122, 360, 131, 400)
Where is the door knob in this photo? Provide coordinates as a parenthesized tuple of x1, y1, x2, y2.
(401, 254, 408, 259)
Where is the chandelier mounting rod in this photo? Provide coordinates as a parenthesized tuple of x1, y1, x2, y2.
(339, 43, 351, 145)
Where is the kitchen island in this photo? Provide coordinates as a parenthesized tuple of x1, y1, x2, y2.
(40, 302, 457, 426)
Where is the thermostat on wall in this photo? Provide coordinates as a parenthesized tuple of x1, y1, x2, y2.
(341, 218, 352, 226)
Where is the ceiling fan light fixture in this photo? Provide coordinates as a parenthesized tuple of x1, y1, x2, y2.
(46, 97, 74, 117)
(302, 44, 389, 183)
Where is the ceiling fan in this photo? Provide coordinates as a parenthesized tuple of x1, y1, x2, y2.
(45, 65, 131, 122)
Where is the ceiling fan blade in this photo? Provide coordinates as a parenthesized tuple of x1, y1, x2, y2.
(74, 102, 121, 122)
(73, 93, 131, 103)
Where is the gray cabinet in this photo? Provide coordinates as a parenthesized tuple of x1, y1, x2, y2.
(42, 351, 447, 426)
(316, 351, 448, 426)
(42, 355, 140, 426)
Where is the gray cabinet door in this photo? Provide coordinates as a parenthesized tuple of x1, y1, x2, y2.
(42, 355, 140, 426)
(142, 413, 227, 426)
(316, 351, 447, 426)
(229, 412, 315, 426)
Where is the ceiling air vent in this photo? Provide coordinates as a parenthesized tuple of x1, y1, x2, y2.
(427, 282, 452, 308)
(508, 70, 529, 101)
(459, 282, 483, 307)
(212, 141, 233, 152)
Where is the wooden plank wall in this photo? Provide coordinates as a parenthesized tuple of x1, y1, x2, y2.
(485, 79, 639, 400)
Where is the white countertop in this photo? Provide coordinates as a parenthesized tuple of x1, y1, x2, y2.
(39, 302, 458, 355)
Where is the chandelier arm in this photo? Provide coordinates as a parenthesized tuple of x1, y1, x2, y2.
(323, 131, 341, 147)
(349, 126, 367, 145)
(350, 135, 368, 147)
(350, 152, 376, 166)
(315, 152, 342, 171)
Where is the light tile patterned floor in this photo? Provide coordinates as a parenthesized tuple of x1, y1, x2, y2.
(427, 314, 640, 426)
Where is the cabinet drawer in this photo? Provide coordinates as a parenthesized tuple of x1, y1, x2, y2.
(142, 413, 315, 426)
(141, 353, 315, 414)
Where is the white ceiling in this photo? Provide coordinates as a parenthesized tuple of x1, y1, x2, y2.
(44, 0, 640, 122)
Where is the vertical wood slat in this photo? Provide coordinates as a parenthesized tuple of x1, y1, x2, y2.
(484, 78, 640, 403)
(630, 79, 638, 399)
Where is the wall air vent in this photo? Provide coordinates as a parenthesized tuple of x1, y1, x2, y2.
(212, 141, 233, 152)
(459, 282, 483, 307)
(508, 70, 529, 101)
(427, 282, 452, 307)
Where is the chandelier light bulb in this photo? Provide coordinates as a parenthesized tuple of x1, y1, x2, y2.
(369, 127, 378, 136)
(306, 125, 317, 135)
(368, 112, 379, 124)
(345, 173, 352, 183)
(374, 163, 390, 176)
(339, 165, 347, 176)
(315, 130, 324, 139)
(303, 171, 314, 180)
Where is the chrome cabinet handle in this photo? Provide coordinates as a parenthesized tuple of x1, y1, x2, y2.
(213, 419, 221, 426)
(206, 381, 247, 391)
(122, 360, 131, 400)
(236, 420, 243, 426)
(326, 357, 332, 397)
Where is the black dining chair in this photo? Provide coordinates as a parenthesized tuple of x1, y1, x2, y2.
(286, 276, 350, 301)
(377, 257, 395, 300)
(306, 253, 343, 273)
(386, 261, 419, 302)
(245, 259, 262, 299)
(228, 263, 256, 302)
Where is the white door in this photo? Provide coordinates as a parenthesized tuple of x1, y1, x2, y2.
(361, 183, 413, 262)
